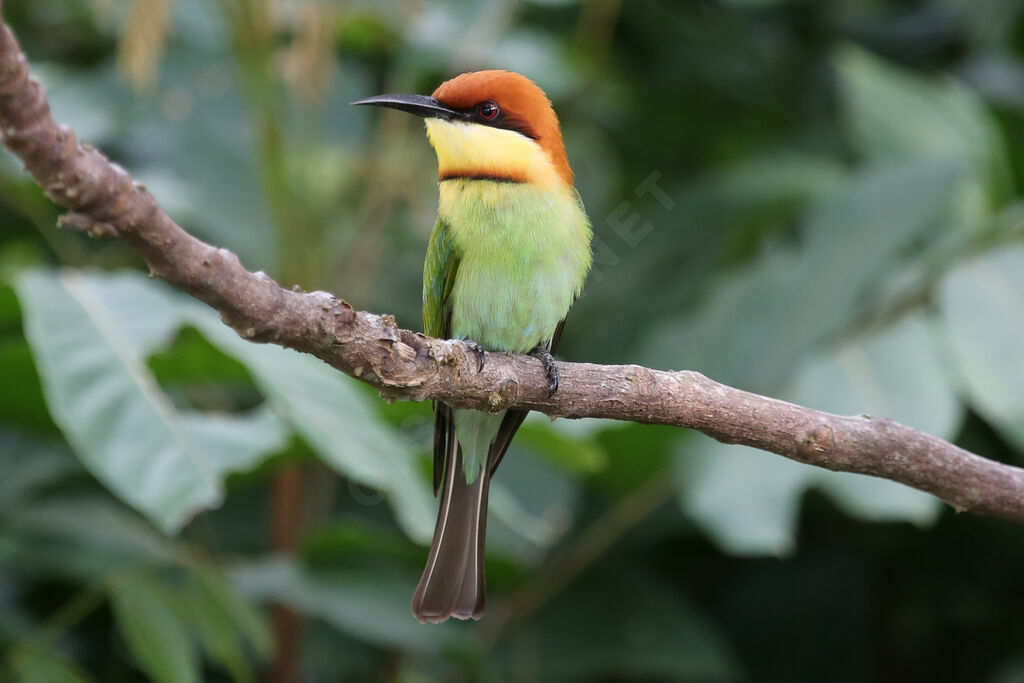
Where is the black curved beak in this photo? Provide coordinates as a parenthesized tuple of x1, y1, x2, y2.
(351, 94, 459, 120)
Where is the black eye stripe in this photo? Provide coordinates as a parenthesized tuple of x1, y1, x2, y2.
(438, 101, 540, 140)
(492, 116, 539, 140)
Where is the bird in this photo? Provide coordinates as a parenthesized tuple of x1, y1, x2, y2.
(354, 71, 592, 623)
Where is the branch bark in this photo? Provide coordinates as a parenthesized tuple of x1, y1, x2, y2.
(1, 11, 1022, 525)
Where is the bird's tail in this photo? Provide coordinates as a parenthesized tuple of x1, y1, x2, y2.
(411, 445, 490, 622)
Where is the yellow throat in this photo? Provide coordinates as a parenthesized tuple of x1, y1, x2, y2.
(424, 119, 565, 189)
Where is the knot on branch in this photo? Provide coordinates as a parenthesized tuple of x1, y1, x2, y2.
(315, 293, 355, 344)
(421, 337, 459, 367)
(797, 423, 836, 463)
(368, 338, 427, 389)
(486, 376, 520, 412)
(628, 366, 657, 396)
(58, 211, 117, 238)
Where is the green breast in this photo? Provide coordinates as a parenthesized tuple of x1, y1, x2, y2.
(439, 180, 592, 353)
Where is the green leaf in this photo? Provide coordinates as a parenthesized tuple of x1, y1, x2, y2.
(15, 269, 221, 532)
(33, 63, 124, 145)
(230, 557, 460, 651)
(0, 338, 54, 434)
(575, 153, 846, 364)
(15, 270, 290, 533)
(717, 0, 792, 4)
(491, 30, 575, 99)
(147, 325, 256, 387)
(0, 281, 21, 329)
(515, 413, 609, 475)
(72, 271, 186, 354)
(43, 52, 278, 269)
(787, 313, 956, 524)
(302, 519, 421, 566)
(678, 313, 955, 554)
(8, 496, 183, 579)
(180, 405, 288, 474)
(108, 574, 200, 683)
(0, 432, 79, 515)
(0, 281, 54, 431)
(13, 653, 95, 683)
(836, 44, 1010, 203)
(593, 423, 676, 497)
(184, 567, 271, 681)
(18, 267, 431, 541)
(503, 562, 738, 682)
(939, 245, 1024, 452)
(713, 152, 847, 211)
(677, 441, 812, 556)
(191, 315, 435, 543)
(487, 444, 580, 558)
(646, 160, 962, 394)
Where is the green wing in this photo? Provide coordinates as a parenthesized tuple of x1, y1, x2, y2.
(424, 218, 461, 494)
(422, 218, 570, 489)
(423, 218, 460, 340)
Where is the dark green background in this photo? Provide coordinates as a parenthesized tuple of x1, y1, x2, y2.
(2, 0, 1024, 681)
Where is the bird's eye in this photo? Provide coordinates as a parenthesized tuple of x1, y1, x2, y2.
(476, 101, 500, 121)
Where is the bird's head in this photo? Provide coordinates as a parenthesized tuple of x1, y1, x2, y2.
(353, 70, 572, 189)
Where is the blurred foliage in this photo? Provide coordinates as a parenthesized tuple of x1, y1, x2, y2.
(3, 0, 1024, 681)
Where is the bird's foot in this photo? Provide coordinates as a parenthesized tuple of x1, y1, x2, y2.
(529, 346, 559, 397)
(462, 339, 486, 373)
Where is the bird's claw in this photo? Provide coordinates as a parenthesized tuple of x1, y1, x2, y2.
(463, 339, 486, 373)
(530, 347, 559, 398)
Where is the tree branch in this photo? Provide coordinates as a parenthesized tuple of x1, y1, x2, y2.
(1, 10, 1022, 525)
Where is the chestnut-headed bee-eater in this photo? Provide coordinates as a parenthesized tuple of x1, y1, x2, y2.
(354, 71, 592, 623)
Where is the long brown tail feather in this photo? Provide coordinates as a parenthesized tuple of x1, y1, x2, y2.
(414, 323, 566, 622)
(412, 431, 490, 622)
(431, 402, 450, 495)
(488, 409, 528, 475)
